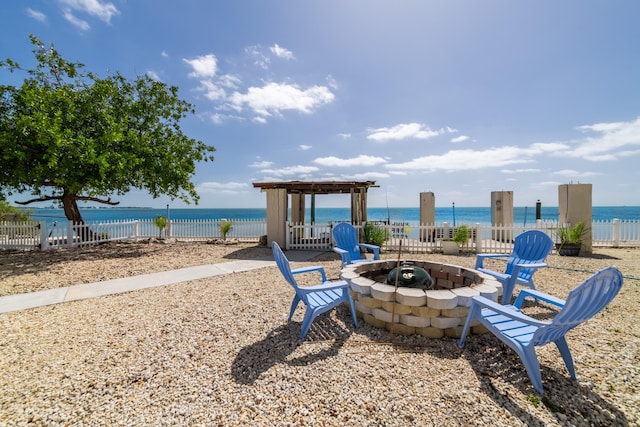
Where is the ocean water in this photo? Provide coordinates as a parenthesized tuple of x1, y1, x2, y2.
(26, 205, 640, 226)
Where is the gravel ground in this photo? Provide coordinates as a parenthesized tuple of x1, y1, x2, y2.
(0, 242, 638, 426)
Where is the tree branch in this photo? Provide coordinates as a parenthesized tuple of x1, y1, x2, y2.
(15, 196, 61, 205)
(74, 196, 120, 206)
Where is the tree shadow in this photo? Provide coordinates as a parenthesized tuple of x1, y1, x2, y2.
(0, 243, 162, 279)
(459, 336, 629, 426)
(231, 310, 354, 385)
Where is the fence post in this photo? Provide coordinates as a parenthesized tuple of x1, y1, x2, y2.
(474, 223, 482, 254)
(612, 218, 620, 248)
(39, 221, 47, 250)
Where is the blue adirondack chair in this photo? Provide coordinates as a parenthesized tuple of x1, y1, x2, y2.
(475, 230, 554, 304)
(332, 223, 380, 266)
(457, 266, 624, 394)
(272, 241, 359, 338)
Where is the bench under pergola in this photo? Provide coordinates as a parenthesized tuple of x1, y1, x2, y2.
(252, 180, 378, 247)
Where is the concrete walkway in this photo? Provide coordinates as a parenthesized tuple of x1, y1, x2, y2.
(0, 250, 324, 314)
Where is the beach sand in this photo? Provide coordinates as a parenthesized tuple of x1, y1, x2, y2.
(0, 242, 638, 426)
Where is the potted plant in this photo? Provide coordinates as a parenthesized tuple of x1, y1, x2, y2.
(153, 215, 167, 239)
(218, 220, 233, 242)
(442, 224, 471, 255)
(556, 221, 586, 256)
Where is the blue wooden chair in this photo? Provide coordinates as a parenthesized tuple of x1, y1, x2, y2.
(332, 223, 380, 267)
(475, 230, 554, 304)
(272, 242, 359, 338)
(458, 266, 624, 394)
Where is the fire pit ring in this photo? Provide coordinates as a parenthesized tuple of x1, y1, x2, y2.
(340, 259, 503, 338)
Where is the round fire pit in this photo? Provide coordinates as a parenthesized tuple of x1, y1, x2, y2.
(340, 260, 503, 338)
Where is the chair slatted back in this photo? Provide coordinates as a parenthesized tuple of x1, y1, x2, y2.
(533, 267, 623, 346)
(272, 242, 302, 293)
(332, 223, 361, 261)
(506, 230, 554, 281)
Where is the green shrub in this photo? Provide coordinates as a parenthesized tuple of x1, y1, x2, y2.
(154, 215, 167, 238)
(0, 200, 32, 221)
(363, 222, 388, 247)
(218, 220, 233, 240)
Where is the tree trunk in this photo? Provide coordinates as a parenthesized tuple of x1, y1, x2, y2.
(61, 191, 95, 241)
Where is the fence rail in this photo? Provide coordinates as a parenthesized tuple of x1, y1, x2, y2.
(2, 218, 639, 252)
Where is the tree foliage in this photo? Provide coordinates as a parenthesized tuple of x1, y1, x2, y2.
(0, 35, 215, 225)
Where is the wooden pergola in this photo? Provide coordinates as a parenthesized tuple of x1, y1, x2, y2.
(252, 180, 378, 247)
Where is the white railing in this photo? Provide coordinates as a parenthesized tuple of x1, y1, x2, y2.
(1, 218, 639, 252)
(0, 218, 266, 250)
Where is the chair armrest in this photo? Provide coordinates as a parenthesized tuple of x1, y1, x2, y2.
(332, 247, 352, 265)
(291, 265, 327, 282)
(475, 254, 509, 269)
(298, 280, 349, 293)
(514, 262, 547, 270)
(471, 295, 549, 327)
(514, 288, 565, 309)
(357, 243, 380, 259)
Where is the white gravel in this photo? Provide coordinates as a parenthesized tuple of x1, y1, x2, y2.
(0, 243, 638, 426)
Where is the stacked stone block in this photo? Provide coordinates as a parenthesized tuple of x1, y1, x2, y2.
(342, 260, 502, 338)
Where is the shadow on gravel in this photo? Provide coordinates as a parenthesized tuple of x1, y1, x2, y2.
(459, 336, 629, 426)
(0, 243, 161, 279)
(231, 313, 352, 385)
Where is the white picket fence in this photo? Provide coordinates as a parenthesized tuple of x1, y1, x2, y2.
(0, 218, 267, 250)
(2, 218, 639, 252)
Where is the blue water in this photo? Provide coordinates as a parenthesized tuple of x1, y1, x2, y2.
(25, 206, 640, 226)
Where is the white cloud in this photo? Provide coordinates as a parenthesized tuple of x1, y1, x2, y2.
(313, 155, 387, 168)
(556, 116, 640, 161)
(260, 165, 320, 176)
(161, 51, 169, 58)
(184, 54, 218, 79)
(246, 45, 270, 69)
(197, 181, 250, 194)
(228, 82, 335, 118)
(385, 146, 533, 172)
(367, 123, 455, 142)
(62, 10, 90, 30)
(270, 44, 294, 60)
(551, 169, 603, 178)
(199, 80, 226, 101)
(250, 161, 273, 168)
(58, 0, 119, 23)
(338, 133, 351, 139)
(146, 70, 161, 81)
(299, 145, 312, 151)
(501, 168, 541, 174)
(26, 8, 47, 22)
(450, 135, 469, 143)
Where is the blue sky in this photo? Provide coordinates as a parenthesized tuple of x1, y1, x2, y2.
(3, 1, 640, 209)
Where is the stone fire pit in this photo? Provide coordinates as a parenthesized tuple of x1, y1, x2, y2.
(340, 260, 503, 338)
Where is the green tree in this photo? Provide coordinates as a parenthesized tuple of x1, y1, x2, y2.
(0, 35, 215, 236)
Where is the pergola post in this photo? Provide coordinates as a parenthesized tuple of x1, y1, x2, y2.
(265, 188, 288, 248)
(291, 193, 305, 241)
(351, 188, 367, 225)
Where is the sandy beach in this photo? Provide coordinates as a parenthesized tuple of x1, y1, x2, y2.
(0, 241, 638, 426)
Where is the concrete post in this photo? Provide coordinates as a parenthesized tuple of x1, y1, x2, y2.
(491, 191, 514, 241)
(558, 183, 592, 255)
(419, 192, 435, 241)
(265, 188, 288, 248)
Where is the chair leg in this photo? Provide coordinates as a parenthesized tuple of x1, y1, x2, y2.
(299, 309, 317, 338)
(457, 303, 480, 347)
(289, 295, 301, 320)
(501, 275, 518, 304)
(347, 296, 359, 328)
(555, 337, 578, 381)
(519, 346, 544, 394)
